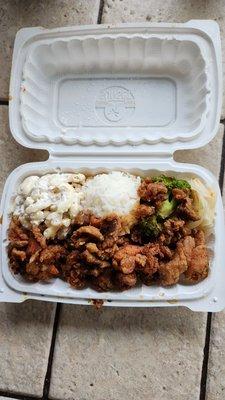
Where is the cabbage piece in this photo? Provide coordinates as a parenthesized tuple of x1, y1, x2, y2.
(188, 178, 216, 234)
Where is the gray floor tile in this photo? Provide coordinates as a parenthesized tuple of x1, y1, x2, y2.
(50, 306, 206, 400)
(0, 0, 100, 99)
(0, 300, 55, 395)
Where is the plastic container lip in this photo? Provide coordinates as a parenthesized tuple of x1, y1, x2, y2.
(0, 20, 224, 310)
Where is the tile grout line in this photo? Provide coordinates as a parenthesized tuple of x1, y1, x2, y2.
(199, 121, 225, 400)
(0, 389, 41, 400)
(219, 119, 225, 191)
(199, 313, 212, 400)
(97, 0, 104, 24)
(42, 303, 61, 400)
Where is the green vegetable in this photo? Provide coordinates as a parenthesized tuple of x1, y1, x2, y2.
(158, 198, 177, 219)
(152, 175, 191, 190)
(139, 215, 162, 238)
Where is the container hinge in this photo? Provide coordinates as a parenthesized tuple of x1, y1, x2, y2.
(48, 151, 174, 161)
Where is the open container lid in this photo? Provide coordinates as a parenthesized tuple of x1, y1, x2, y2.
(9, 20, 222, 157)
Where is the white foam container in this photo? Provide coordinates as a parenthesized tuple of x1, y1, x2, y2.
(0, 21, 224, 311)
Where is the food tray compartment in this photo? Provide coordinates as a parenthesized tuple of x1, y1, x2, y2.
(1, 159, 223, 305)
(21, 35, 209, 146)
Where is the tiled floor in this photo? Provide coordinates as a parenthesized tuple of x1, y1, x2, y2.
(0, 1, 224, 400)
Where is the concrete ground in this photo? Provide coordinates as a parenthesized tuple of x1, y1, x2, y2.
(0, 1, 224, 400)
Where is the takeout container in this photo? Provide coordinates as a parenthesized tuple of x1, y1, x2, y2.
(0, 21, 224, 311)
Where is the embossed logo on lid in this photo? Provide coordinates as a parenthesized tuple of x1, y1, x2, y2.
(95, 86, 135, 122)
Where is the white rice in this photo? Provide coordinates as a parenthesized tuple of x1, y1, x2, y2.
(81, 171, 141, 217)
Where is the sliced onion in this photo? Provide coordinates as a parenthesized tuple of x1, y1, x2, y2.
(188, 179, 216, 235)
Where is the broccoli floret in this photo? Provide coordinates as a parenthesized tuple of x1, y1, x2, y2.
(152, 175, 191, 190)
(139, 215, 162, 238)
(157, 198, 177, 219)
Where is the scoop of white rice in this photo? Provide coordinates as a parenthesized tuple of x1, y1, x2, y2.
(81, 171, 141, 217)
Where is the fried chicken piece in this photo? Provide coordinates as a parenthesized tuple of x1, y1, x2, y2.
(9, 258, 21, 274)
(115, 271, 137, 290)
(81, 249, 110, 269)
(142, 243, 161, 256)
(10, 248, 26, 262)
(8, 218, 28, 241)
(91, 269, 115, 291)
(159, 219, 186, 245)
(181, 225, 192, 237)
(159, 219, 191, 246)
(68, 269, 86, 289)
(25, 262, 40, 277)
(40, 245, 66, 264)
(32, 226, 46, 248)
(163, 219, 185, 235)
(63, 250, 89, 283)
(100, 236, 117, 250)
(183, 230, 209, 283)
(139, 243, 172, 277)
(130, 226, 143, 244)
(135, 253, 147, 268)
(100, 214, 122, 253)
(29, 250, 41, 264)
(172, 188, 199, 221)
(159, 242, 188, 286)
(9, 245, 27, 274)
(138, 179, 168, 205)
(135, 204, 155, 219)
(90, 215, 102, 228)
(73, 211, 91, 226)
(181, 236, 195, 265)
(66, 250, 79, 266)
(120, 256, 136, 274)
(73, 237, 90, 249)
(115, 236, 130, 247)
(86, 242, 101, 256)
(101, 243, 119, 260)
(87, 267, 102, 277)
(172, 188, 189, 201)
(72, 226, 104, 242)
(139, 253, 159, 276)
(113, 245, 142, 274)
(8, 218, 29, 247)
(160, 245, 173, 259)
(87, 241, 118, 260)
(84, 215, 122, 262)
(25, 261, 60, 281)
(141, 271, 160, 286)
(101, 214, 121, 236)
(47, 264, 60, 276)
(81, 242, 113, 270)
(177, 197, 199, 221)
(26, 238, 41, 257)
(135, 245, 160, 284)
